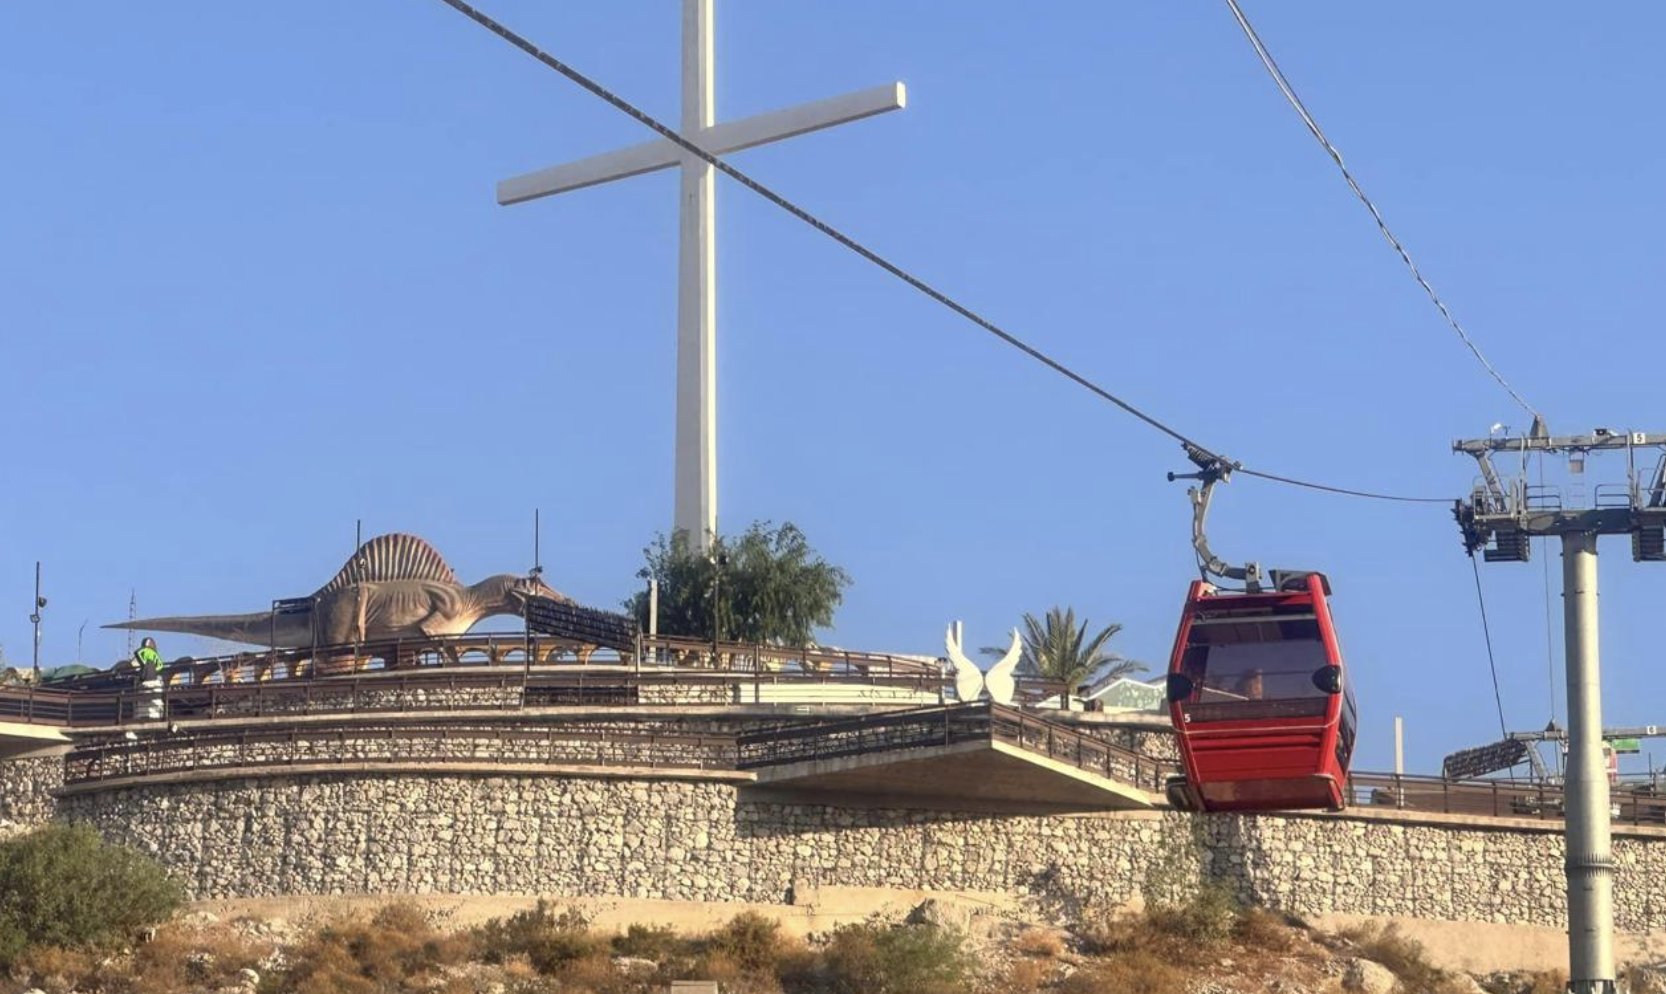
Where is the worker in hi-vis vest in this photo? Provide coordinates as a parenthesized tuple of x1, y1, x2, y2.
(132, 637, 162, 676)
(131, 637, 165, 719)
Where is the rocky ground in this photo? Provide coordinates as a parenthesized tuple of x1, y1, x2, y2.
(4, 894, 1661, 994)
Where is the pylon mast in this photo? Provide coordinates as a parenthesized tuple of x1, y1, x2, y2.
(1455, 427, 1666, 994)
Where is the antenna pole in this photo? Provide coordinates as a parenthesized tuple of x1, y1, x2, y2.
(29, 562, 43, 679)
(534, 509, 542, 574)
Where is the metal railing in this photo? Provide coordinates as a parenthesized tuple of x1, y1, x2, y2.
(736, 702, 1177, 792)
(63, 720, 742, 786)
(20, 669, 1666, 828)
(41, 631, 946, 693)
(0, 687, 78, 726)
(1345, 771, 1666, 826)
(1, 663, 950, 729)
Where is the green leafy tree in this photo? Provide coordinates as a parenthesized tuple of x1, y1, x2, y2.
(626, 522, 851, 647)
(0, 823, 183, 965)
(983, 607, 1145, 698)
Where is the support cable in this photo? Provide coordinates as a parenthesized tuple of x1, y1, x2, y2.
(435, 0, 1451, 506)
(1220, 0, 1541, 424)
(1539, 455, 1559, 726)
(1469, 554, 1511, 739)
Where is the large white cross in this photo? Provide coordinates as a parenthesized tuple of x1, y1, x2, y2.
(497, 0, 905, 552)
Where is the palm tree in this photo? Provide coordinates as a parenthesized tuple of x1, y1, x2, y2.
(982, 607, 1146, 702)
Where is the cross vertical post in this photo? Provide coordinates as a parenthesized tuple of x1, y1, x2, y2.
(491, 3, 906, 554)
(676, 0, 718, 550)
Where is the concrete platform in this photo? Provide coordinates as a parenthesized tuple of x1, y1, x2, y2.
(0, 721, 69, 759)
(746, 737, 1157, 812)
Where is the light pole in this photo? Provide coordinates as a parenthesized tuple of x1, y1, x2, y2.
(709, 551, 728, 665)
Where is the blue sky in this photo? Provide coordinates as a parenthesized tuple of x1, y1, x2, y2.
(3, 3, 1663, 775)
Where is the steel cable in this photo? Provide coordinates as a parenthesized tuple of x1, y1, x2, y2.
(1221, 0, 1541, 423)
(436, 0, 1451, 506)
(1469, 554, 1511, 739)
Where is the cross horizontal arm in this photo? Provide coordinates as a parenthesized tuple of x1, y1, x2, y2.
(497, 82, 905, 205)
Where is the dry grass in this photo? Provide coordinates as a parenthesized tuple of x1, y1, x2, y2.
(1001, 957, 1054, 992)
(1521, 969, 1571, 994)
(1335, 921, 1467, 994)
(13, 919, 272, 994)
(270, 901, 476, 994)
(1231, 906, 1297, 953)
(1013, 927, 1065, 959)
(1059, 949, 1186, 994)
(1625, 964, 1666, 994)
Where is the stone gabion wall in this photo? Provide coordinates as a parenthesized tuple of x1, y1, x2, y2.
(53, 770, 1666, 930)
(637, 683, 736, 705)
(198, 683, 524, 717)
(0, 753, 63, 828)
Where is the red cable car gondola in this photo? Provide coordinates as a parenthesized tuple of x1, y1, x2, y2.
(1164, 573, 1356, 811)
(1161, 451, 1358, 813)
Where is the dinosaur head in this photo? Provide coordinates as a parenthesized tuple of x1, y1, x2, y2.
(472, 573, 572, 614)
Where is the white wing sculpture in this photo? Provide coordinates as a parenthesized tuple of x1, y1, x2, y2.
(945, 622, 984, 703)
(944, 624, 1022, 705)
(983, 628, 1022, 705)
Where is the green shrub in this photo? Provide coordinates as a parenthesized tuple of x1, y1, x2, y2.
(820, 920, 971, 994)
(472, 900, 604, 975)
(707, 911, 783, 973)
(612, 922, 692, 962)
(1145, 882, 1240, 945)
(0, 823, 182, 965)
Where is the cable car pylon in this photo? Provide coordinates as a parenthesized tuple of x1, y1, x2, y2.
(1455, 427, 1666, 994)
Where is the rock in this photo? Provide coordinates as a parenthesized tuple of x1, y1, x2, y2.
(181, 910, 221, 927)
(906, 898, 973, 932)
(611, 956, 658, 976)
(1343, 957, 1397, 994)
(238, 967, 260, 988)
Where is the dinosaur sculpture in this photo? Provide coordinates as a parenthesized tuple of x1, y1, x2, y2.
(106, 533, 571, 648)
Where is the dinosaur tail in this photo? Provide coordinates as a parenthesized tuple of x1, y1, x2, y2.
(104, 612, 292, 648)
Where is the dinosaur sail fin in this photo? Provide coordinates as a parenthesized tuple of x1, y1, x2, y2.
(103, 611, 285, 647)
(315, 533, 459, 595)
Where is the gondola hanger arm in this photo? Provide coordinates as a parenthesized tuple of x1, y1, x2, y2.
(1168, 445, 1265, 592)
